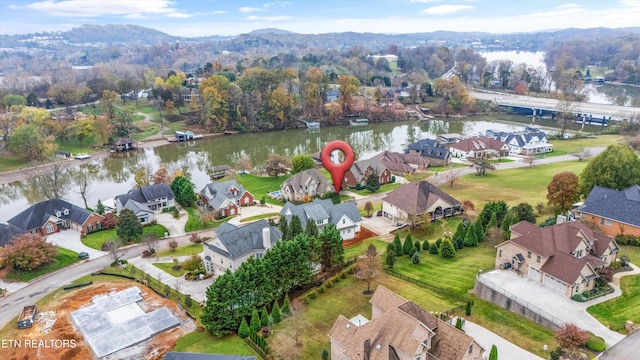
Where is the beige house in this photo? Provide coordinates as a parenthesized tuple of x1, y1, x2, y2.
(280, 168, 333, 202)
(382, 180, 462, 225)
(495, 221, 619, 298)
(329, 285, 484, 360)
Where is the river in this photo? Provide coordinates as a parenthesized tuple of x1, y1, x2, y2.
(0, 114, 604, 223)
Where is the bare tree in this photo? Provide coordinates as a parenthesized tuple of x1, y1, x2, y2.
(523, 155, 536, 167)
(555, 100, 574, 139)
(289, 299, 305, 347)
(106, 239, 127, 264)
(357, 244, 379, 295)
(572, 148, 591, 162)
(144, 233, 159, 254)
(445, 166, 462, 187)
(469, 154, 496, 176)
(70, 164, 98, 209)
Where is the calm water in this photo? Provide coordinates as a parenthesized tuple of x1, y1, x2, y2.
(0, 115, 605, 223)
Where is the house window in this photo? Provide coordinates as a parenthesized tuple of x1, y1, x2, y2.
(536, 255, 541, 263)
(499, 249, 502, 258)
(87, 224, 93, 232)
(605, 219, 612, 226)
(96, 222, 101, 230)
(342, 219, 346, 224)
(576, 250, 583, 257)
(316, 220, 323, 225)
(468, 345, 473, 354)
(600, 218, 605, 226)
(46, 223, 54, 233)
(527, 251, 531, 259)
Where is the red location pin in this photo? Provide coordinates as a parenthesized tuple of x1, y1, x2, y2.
(321, 140, 355, 193)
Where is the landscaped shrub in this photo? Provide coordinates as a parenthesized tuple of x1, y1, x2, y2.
(250, 309, 261, 333)
(319, 285, 325, 293)
(586, 334, 606, 352)
(282, 294, 291, 316)
(455, 317, 463, 330)
(422, 240, 430, 251)
(271, 300, 282, 323)
(261, 306, 270, 327)
(439, 238, 456, 258)
(465, 301, 472, 316)
(597, 266, 614, 282)
(341, 272, 346, 279)
(411, 252, 420, 264)
(550, 347, 563, 360)
(429, 243, 439, 254)
(184, 294, 192, 307)
(403, 234, 414, 255)
(409, 245, 417, 257)
(435, 238, 442, 248)
(310, 291, 317, 299)
(237, 317, 250, 338)
(615, 234, 639, 246)
(326, 280, 333, 288)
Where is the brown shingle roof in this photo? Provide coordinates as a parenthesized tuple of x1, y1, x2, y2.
(450, 137, 507, 152)
(369, 285, 407, 316)
(383, 181, 461, 215)
(540, 252, 595, 284)
(430, 318, 477, 360)
(373, 151, 414, 174)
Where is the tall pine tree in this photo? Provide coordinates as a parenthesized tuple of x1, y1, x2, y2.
(393, 233, 403, 257)
(289, 215, 303, 239)
(402, 234, 414, 255)
(385, 243, 396, 268)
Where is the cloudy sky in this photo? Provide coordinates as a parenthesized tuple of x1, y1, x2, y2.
(1, 0, 639, 37)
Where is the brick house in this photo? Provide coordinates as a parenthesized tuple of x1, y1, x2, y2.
(576, 185, 640, 237)
(329, 285, 485, 360)
(7, 198, 104, 237)
(200, 180, 254, 217)
(495, 221, 619, 298)
(344, 158, 392, 188)
(382, 180, 462, 225)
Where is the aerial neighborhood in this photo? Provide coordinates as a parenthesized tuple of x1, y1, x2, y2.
(2, 6, 640, 360)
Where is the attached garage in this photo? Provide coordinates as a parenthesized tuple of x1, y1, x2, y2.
(543, 274, 567, 294)
(528, 267, 541, 281)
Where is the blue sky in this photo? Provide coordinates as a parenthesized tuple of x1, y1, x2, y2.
(1, 0, 639, 37)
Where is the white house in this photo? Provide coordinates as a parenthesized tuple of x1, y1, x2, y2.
(115, 184, 175, 223)
(280, 199, 362, 240)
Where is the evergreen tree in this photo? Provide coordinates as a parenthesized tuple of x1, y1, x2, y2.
(319, 224, 344, 271)
(411, 251, 420, 264)
(279, 215, 289, 241)
(453, 222, 465, 243)
(289, 215, 304, 238)
(282, 294, 291, 316)
(455, 237, 464, 250)
(238, 317, 250, 338)
(466, 301, 472, 316)
(305, 218, 318, 238)
(322, 348, 329, 360)
(385, 243, 396, 269)
(463, 226, 478, 247)
(170, 175, 198, 207)
(96, 199, 105, 215)
(393, 233, 403, 256)
(455, 317, 463, 330)
(403, 234, 413, 255)
(271, 300, 282, 323)
(422, 239, 430, 251)
(260, 306, 270, 327)
(473, 221, 484, 242)
(201, 270, 243, 336)
(501, 213, 515, 239)
(116, 209, 143, 241)
(409, 244, 417, 257)
(429, 243, 439, 254)
(250, 308, 261, 333)
(489, 345, 498, 360)
(440, 238, 456, 258)
(414, 243, 421, 253)
(487, 211, 498, 231)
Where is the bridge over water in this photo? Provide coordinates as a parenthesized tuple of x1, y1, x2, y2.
(469, 90, 640, 122)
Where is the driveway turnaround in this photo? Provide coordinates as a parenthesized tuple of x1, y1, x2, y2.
(47, 229, 106, 259)
(458, 317, 544, 360)
(155, 209, 189, 237)
(480, 270, 624, 346)
(226, 204, 283, 226)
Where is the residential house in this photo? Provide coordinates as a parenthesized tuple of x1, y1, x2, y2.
(495, 221, 619, 298)
(115, 184, 175, 223)
(200, 180, 254, 217)
(405, 138, 451, 166)
(329, 285, 485, 360)
(202, 219, 282, 275)
(382, 180, 462, 224)
(113, 137, 135, 152)
(164, 352, 255, 360)
(7, 198, 104, 237)
(489, 130, 553, 155)
(181, 88, 200, 102)
(372, 150, 415, 176)
(280, 198, 362, 240)
(280, 168, 334, 202)
(326, 89, 340, 102)
(0, 223, 25, 248)
(576, 185, 640, 237)
(344, 158, 392, 188)
(449, 137, 509, 159)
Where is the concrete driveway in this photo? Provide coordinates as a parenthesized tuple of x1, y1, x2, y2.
(47, 229, 106, 259)
(227, 204, 282, 226)
(155, 207, 189, 237)
(457, 317, 544, 360)
(481, 270, 624, 346)
(360, 215, 401, 236)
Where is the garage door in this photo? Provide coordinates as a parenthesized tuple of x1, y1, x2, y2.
(528, 267, 541, 281)
(543, 274, 567, 294)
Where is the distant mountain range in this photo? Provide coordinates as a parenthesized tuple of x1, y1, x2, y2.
(2, 24, 640, 51)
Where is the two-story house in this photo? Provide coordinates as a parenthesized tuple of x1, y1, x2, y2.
(329, 285, 485, 360)
(405, 138, 451, 166)
(344, 158, 392, 188)
(495, 221, 619, 298)
(280, 168, 334, 202)
(200, 180, 254, 217)
(115, 184, 175, 224)
(280, 199, 362, 240)
(202, 219, 282, 275)
(382, 180, 462, 225)
(489, 130, 553, 155)
(577, 185, 640, 237)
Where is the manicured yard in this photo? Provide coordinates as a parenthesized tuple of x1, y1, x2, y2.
(156, 243, 203, 257)
(4, 247, 80, 282)
(395, 217, 464, 242)
(173, 331, 258, 355)
(239, 212, 279, 223)
(349, 182, 402, 195)
(235, 173, 291, 206)
(587, 274, 640, 333)
(446, 160, 589, 219)
(358, 202, 382, 217)
(548, 135, 621, 156)
(81, 224, 169, 250)
(618, 245, 640, 266)
(184, 206, 230, 232)
(153, 262, 187, 277)
(343, 238, 389, 260)
(0, 152, 27, 172)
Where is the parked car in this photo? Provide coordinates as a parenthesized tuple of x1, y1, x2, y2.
(78, 252, 89, 260)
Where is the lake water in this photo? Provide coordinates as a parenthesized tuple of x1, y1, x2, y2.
(0, 115, 603, 223)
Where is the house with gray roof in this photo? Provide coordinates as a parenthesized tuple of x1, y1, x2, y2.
(344, 158, 392, 188)
(7, 198, 104, 237)
(577, 185, 640, 238)
(0, 223, 25, 248)
(200, 180, 254, 217)
(280, 198, 362, 240)
(115, 184, 175, 223)
(382, 181, 462, 225)
(202, 219, 281, 275)
(280, 168, 333, 202)
(489, 129, 553, 155)
(404, 138, 451, 166)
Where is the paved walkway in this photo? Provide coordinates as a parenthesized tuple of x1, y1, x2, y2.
(612, 263, 640, 286)
(456, 317, 544, 360)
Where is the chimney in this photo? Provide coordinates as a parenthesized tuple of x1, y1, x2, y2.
(262, 227, 271, 250)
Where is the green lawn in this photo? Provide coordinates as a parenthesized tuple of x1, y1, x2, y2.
(343, 238, 390, 260)
(395, 217, 464, 242)
(4, 247, 80, 282)
(446, 160, 590, 220)
(81, 225, 169, 250)
(349, 182, 402, 196)
(240, 212, 280, 223)
(156, 243, 203, 257)
(549, 135, 621, 155)
(173, 331, 258, 355)
(153, 262, 187, 277)
(0, 152, 26, 172)
(235, 173, 291, 206)
(618, 245, 640, 266)
(358, 202, 382, 217)
(184, 207, 230, 232)
(587, 274, 640, 333)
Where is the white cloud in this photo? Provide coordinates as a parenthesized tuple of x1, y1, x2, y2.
(410, 0, 442, 3)
(247, 15, 291, 21)
(24, 0, 188, 18)
(8, 4, 19, 9)
(213, 10, 226, 14)
(528, 4, 584, 18)
(166, 12, 191, 19)
(239, 6, 264, 13)
(420, 5, 473, 15)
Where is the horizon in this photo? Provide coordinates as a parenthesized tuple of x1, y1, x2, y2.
(1, 0, 640, 38)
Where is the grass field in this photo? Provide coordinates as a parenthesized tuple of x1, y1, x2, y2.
(4, 247, 80, 282)
(173, 331, 258, 355)
(240, 212, 279, 223)
(153, 262, 187, 277)
(446, 160, 590, 220)
(587, 274, 640, 333)
(81, 225, 169, 250)
(618, 245, 640, 265)
(156, 243, 203, 257)
(547, 135, 621, 156)
(184, 207, 230, 232)
(236, 173, 291, 206)
(349, 182, 402, 195)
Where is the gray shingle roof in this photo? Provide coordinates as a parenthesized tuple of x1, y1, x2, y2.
(204, 219, 282, 260)
(280, 198, 361, 229)
(123, 200, 153, 215)
(0, 223, 24, 247)
(7, 198, 94, 232)
(581, 185, 640, 227)
(405, 138, 449, 160)
(200, 180, 250, 210)
(117, 184, 175, 208)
